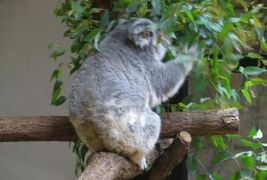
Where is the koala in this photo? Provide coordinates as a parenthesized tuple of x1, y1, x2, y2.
(69, 18, 197, 170)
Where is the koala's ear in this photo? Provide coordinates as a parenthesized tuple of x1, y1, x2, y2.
(127, 19, 156, 48)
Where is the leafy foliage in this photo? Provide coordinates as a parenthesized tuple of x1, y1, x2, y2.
(49, 0, 267, 178)
(189, 127, 267, 180)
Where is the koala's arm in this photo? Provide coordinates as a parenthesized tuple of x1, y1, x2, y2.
(150, 59, 192, 104)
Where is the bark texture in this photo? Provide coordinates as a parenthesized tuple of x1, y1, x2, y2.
(0, 108, 239, 142)
(135, 131, 192, 180)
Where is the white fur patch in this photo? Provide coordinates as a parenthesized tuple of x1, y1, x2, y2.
(139, 115, 146, 127)
(126, 111, 137, 125)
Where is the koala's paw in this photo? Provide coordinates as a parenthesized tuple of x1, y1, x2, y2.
(138, 157, 148, 171)
(130, 153, 148, 171)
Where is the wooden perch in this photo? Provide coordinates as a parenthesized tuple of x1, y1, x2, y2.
(78, 132, 192, 180)
(0, 108, 239, 142)
(0, 108, 239, 179)
(136, 131, 192, 180)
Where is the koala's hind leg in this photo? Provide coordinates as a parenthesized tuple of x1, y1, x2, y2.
(128, 109, 161, 170)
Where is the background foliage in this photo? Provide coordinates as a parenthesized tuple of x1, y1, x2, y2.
(49, 0, 267, 179)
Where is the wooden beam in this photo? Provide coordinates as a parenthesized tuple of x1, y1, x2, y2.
(0, 108, 239, 142)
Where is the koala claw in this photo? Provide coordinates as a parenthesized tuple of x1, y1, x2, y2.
(138, 157, 148, 171)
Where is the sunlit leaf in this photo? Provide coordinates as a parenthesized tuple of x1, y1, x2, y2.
(241, 89, 252, 104)
(240, 138, 262, 149)
(246, 52, 265, 60)
(253, 129, 263, 139)
(209, 135, 227, 149)
(234, 151, 253, 159)
(240, 66, 267, 76)
(256, 166, 267, 171)
(93, 31, 101, 51)
(50, 69, 63, 81)
(247, 127, 257, 138)
(241, 156, 254, 169)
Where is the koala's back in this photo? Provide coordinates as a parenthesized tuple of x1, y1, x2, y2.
(69, 45, 150, 116)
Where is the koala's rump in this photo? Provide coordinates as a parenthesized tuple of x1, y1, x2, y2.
(71, 104, 161, 157)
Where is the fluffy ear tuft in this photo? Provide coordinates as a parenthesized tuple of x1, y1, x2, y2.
(127, 19, 156, 48)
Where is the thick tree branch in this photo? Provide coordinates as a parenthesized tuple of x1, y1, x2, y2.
(0, 108, 239, 142)
(0, 116, 76, 142)
(0, 108, 239, 179)
(160, 108, 239, 138)
(136, 131, 192, 180)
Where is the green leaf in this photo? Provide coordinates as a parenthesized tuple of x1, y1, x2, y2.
(241, 89, 252, 104)
(256, 166, 267, 171)
(80, 144, 89, 162)
(185, 10, 194, 22)
(151, 0, 161, 16)
(230, 171, 242, 180)
(51, 80, 63, 99)
(209, 135, 227, 149)
(84, 28, 101, 42)
(197, 174, 208, 180)
(240, 66, 267, 76)
(48, 44, 65, 59)
(246, 52, 265, 60)
(225, 134, 240, 139)
(100, 10, 110, 29)
(186, 153, 198, 174)
(210, 151, 230, 167)
(51, 80, 66, 106)
(50, 69, 63, 81)
(71, 1, 84, 19)
(255, 170, 267, 180)
(247, 127, 257, 138)
(240, 138, 262, 149)
(245, 78, 266, 89)
(192, 137, 204, 150)
(53, 96, 67, 106)
(234, 151, 253, 159)
(241, 156, 254, 169)
(93, 31, 101, 51)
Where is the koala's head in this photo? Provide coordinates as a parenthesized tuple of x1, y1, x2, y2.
(105, 18, 167, 61)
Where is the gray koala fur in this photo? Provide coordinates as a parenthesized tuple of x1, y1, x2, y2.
(69, 18, 197, 170)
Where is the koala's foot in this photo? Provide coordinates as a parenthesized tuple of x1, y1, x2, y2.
(130, 152, 148, 171)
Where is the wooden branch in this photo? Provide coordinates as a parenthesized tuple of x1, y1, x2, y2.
(160, 108, 239, 138)
(0, 116, 76, 142)
(77, 152, 140, 180)
(0, 108, 239, 142)
(136, 131, 192, 180)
